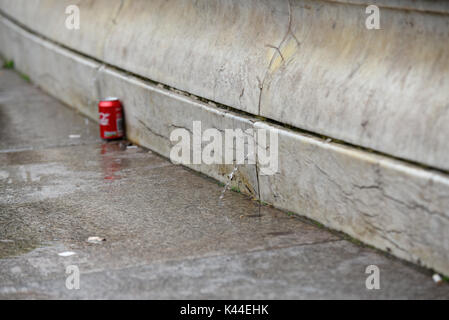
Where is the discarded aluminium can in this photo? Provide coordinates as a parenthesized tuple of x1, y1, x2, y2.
(98, 97, 124, 140)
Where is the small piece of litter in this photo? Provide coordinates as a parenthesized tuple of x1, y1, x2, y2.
(325, 138, 332, 143)
(433, 273, 443, 284)
(69, 134, 81, 139)
(58, 251, 76, 257)
(127, 145, 138, 149)
(87, 236, 106, 244)
(0, 239, 14, 243)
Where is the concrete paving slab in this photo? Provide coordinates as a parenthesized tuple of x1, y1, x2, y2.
(0, 69, 100, 152)
(0, 142, 338, 282)
(2, 241, 449, 300)
(1, 68, 448, 299)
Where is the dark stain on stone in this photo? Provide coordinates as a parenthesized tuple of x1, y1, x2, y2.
(266, 231, 294, 236)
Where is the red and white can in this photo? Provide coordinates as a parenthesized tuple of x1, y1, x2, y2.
(98, 97, 124, 140)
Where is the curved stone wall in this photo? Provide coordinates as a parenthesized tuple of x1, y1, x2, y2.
(1, 0, 448, 171)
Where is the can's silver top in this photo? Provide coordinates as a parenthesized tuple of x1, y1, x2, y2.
(103, 97, 119, 101)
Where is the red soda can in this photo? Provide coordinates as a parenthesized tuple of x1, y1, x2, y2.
(98, 97, 124, 140)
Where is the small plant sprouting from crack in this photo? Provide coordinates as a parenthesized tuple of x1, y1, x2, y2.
(231, 186, 241, 193)
(3, 60, 14, 69)
(20, 72, 31, 83)
(311, 220, 325, 229)
(218, 147, 263, 216)
(1, 59, 30, 82)
(219, 165, 240, 201)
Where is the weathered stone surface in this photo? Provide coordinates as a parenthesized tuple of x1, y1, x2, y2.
(0, 0, 277, 115)
(1, 12, 448, 275)
(98, 68, 259, 196)
(1, 0, 449, 171)
(260, 0, 449, 172)
(326, 0, 449, 13)
(256, 121, 449, 275)
(0, 16, 101, 121)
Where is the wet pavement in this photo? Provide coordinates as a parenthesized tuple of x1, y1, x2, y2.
(1, 68, 448, 299)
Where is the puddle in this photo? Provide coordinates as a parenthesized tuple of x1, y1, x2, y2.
(100, 141, 134, 180)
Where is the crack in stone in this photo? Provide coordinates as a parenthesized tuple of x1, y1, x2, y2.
(258, 0, 300, 117)
(93, 64, 105, 100)
(112, 0, 125, 25)
(138, 119, 169, 141)
(169, 124, 193, 136)
(265, 44, 285, 62)
(328, 162, 449, 222)
(313, 162, 447, 257)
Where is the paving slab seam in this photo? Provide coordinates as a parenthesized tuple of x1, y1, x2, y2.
(0, 239, 346, 286)
(0, 140, 103, 154)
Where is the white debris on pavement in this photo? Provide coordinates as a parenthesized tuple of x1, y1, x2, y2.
(87, 236, 106, 244)
(58, 251, 76, 257)
(69, 134, 81, 139)
(433, 274, 443, 284)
